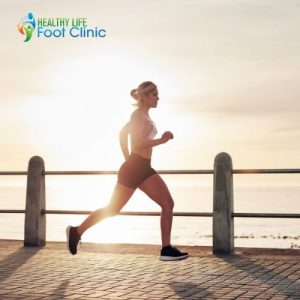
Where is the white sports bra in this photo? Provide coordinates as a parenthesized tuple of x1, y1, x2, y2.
(147, 117, 158, 139)
(130, 110, 157, 139)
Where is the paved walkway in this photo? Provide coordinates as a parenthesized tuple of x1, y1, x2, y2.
(0, 240, 299, 299)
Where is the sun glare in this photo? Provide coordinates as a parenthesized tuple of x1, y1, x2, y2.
(18, 47, 187, 241)
(21, 47, 179, 170)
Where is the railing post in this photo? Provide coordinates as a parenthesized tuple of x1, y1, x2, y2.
(24, 156, 46, 247)
(213, 152, 234, 254)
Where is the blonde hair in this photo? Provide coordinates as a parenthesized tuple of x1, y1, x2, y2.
(130, 81, 157, 106)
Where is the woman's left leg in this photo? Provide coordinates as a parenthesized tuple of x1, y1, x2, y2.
(138, 174, 174, 247)
(139, 174, 189, 260)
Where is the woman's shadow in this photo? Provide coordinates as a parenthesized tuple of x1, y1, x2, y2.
(170, 281, 217, 299)
(50, 280, 70, 298)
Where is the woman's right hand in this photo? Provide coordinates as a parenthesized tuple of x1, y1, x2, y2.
(161, 131, 174, 143)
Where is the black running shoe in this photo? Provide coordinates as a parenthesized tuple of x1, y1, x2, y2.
(159, 245, 189, 261)
(66, 226, 81, 255)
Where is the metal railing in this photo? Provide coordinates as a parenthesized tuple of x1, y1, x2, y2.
(1, 168, 298, 218)
(0, 169, 213, 218)
(0, 154, 299, 254)
(232, 169, 300, 219)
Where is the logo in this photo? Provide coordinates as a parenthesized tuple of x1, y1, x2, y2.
(17, 12, 106, 42)
(17, 12, 36, 42)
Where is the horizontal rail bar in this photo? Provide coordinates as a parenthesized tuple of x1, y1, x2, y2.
(45, 171, 117, 175)
(41, 209, 212, 217)
(1, 169, 299, 176)
(44, 169, 300, 175)
(41, 211, 300, 218)
(233, 213, 300, 218)
(0, 209, 211, 217)
(44, 170, 214, 175)
(233, 169, 300, 174)
(2, 210, 299, 219)
(0, 209, 26, 213)
(0, 172, 27, 176)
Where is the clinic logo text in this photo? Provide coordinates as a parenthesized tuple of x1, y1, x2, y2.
(17, 12, 107, 42)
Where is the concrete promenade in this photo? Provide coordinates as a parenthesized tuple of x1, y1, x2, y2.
(0, 240, 299, 299)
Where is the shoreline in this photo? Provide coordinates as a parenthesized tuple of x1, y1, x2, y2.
(1, 239, 300, 258)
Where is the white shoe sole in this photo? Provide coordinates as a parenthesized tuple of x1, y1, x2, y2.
(159, 254, 189, 261)
(66, 225, 72, 254)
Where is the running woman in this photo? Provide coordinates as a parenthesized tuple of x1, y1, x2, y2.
(67, 81, 188, 261)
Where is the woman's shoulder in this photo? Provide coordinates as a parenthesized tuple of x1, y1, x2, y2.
(130, 109, 144, 121)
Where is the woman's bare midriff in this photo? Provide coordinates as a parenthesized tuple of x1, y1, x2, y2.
(131, 148, 153, 159)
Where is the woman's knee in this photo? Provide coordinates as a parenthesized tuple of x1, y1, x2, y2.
(103, 205, 120, 217)
(161, 197, 174, 212)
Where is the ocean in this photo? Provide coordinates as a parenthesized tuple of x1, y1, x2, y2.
(0, 174, 299, 249)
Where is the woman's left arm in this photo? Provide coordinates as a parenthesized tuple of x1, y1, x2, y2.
(119, 122, 130, 160)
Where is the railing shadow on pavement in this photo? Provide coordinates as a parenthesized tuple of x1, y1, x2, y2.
(0, 247, 40, 283)
(218, 255, 300, 299)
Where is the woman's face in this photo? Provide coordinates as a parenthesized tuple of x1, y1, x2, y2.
(143, 88, 159, 108)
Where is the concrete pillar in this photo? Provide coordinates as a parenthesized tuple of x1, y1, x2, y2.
(24, 156, 46, 247)
(213, 152, 234, 254)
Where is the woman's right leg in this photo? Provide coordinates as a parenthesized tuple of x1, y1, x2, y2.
(67, 183, 135, 255)
(78, 183, 135, 236)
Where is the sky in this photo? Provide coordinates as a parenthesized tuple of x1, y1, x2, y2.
(1, 0, 300, 177)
